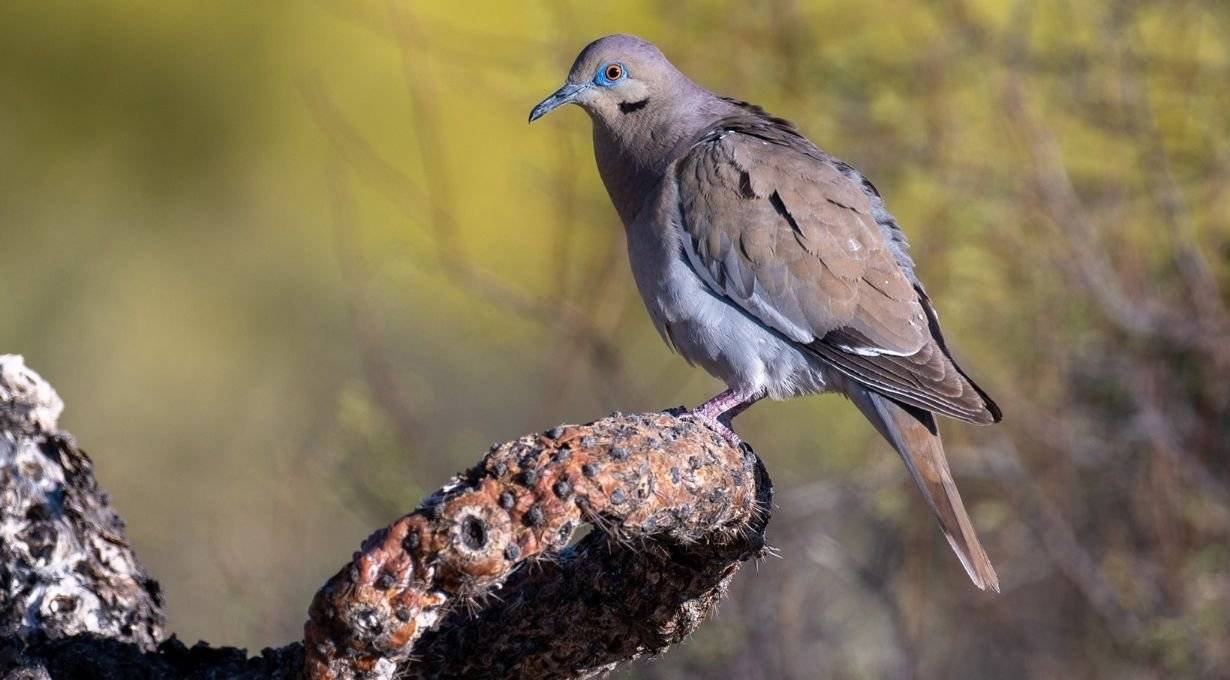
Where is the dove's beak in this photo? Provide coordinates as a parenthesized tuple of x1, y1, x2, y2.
(529, 83, 589, 123)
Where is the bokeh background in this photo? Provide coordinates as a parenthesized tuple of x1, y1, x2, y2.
(2, 1, 1228, 677)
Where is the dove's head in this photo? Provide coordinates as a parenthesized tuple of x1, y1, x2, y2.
(528, 34, 691, 126)
(529, 35, 723, 224)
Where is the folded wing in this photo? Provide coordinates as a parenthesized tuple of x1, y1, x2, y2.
(675, 114, 1000, 424)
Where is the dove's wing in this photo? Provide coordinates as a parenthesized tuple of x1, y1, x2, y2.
(674, 114, 1000, 424)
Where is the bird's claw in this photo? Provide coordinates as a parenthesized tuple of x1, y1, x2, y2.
(683, 409, 744, 448)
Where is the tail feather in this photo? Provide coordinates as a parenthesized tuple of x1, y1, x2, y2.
(848, 386, 1000, 592)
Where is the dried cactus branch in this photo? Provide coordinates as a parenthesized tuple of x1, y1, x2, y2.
(0, 355, 165, 651)
(0, 356, 773, 679)
(305, 411, 772, 679)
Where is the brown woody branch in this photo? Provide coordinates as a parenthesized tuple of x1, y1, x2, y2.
(0, 356, 772, 679)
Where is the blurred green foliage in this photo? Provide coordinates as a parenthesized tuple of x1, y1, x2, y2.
(1, 1, 1227, 677)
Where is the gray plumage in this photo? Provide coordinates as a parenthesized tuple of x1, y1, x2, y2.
(531, 34, 1002, 591)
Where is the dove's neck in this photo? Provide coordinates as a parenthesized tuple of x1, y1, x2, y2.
(591, 86, 735, 226)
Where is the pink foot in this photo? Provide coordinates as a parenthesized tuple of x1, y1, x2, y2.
(683, 388, 764, 447)
(689, 410, 744, 447)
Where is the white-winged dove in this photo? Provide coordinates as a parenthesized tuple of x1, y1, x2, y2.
(531, 34, 1003, 592)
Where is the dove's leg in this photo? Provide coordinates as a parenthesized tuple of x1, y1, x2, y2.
(718, 390, 764, 421)
(688, 388, 764, 445)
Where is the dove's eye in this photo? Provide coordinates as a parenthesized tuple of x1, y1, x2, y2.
(595, 63, 626, 86)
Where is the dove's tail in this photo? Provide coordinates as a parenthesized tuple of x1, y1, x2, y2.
(848, 386, 1000, 592)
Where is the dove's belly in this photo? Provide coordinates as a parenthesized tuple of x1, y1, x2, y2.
(631, 242, 832, 400)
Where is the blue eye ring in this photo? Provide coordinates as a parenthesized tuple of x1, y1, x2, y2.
(595, 62, 627, 86)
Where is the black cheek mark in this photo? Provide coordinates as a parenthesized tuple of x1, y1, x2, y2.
(619, 98, 649, 114)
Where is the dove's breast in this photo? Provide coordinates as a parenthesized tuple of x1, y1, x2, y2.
(622, 179, 833, 400)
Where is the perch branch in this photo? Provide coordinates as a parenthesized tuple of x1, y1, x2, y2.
(305, 411, 771, 679)
(0, 356, 773, 679)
